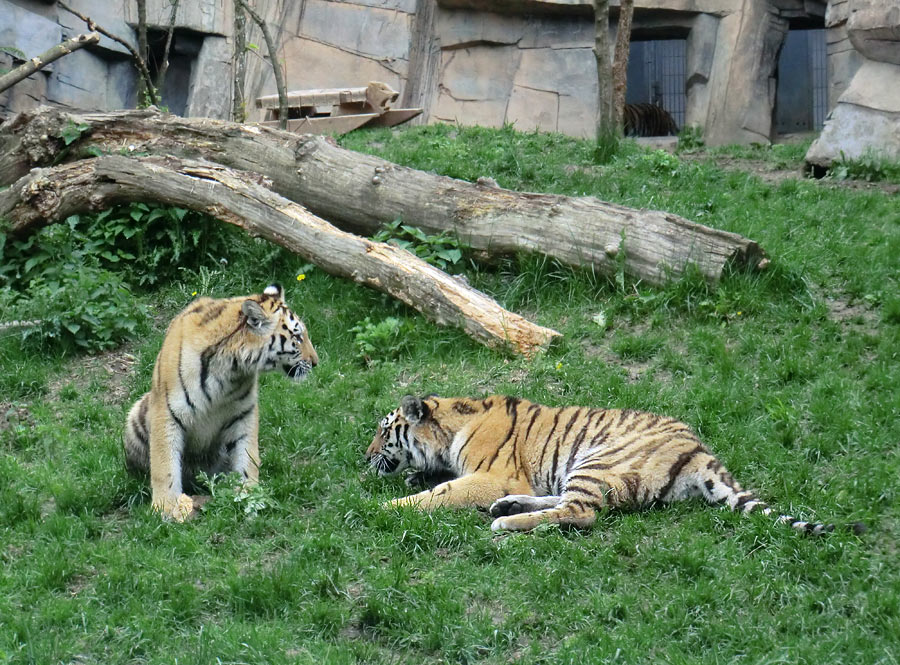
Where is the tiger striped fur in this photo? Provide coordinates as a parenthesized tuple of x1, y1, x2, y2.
(623, 102, 679, 137)
(367, 395, 859, 535)
(124, 284, 318, 521)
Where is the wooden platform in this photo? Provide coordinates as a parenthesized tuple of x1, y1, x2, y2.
(256, 81, 422, 135)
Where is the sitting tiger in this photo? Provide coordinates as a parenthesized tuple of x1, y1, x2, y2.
(367, 395, 861, 535)
(124, 284, 318, 521)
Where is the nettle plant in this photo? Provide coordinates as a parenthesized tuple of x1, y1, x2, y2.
(373, 218, 465, 272)
(0, 203, 242, 351)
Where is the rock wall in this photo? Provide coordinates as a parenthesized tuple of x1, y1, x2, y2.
(1, 0, 897, 156)
(806, 0, 900, 166)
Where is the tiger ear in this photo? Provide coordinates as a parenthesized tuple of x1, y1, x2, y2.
(241, 300, 273, 334)
(263, 283, 285, 301)
(400, 395, 430, 424)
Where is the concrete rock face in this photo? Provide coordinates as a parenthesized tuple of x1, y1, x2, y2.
(1, 0, 897, 159)
(807, 0, 900, 166)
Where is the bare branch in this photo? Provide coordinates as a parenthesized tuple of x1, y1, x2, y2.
(232, 0, 248, 122)
(0, 33, 99, 95)
(235, 0, 288, 130)
(57, 0, 159, 106)
(155, 0, 181, 93)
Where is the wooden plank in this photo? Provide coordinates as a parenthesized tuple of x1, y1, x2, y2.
(258, 113, 380, 135)
(365, 108, 424, 128)
(256, 87, 368, 110)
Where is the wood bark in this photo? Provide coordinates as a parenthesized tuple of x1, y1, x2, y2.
(0, 33, 100, 95)
(0, 155, 559, 356)
(593, 0, 614, 136)
(612, 0, 634, 129)
(232, 1, 248, 122)
(0, 107, 768, 284)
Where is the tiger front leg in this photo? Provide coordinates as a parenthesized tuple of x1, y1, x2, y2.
(223, 403, 261, 486)
(385, 473, 527, 511)
(148, 400, 194, 522)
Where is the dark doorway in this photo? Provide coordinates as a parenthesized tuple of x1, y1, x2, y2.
(625, 39, 687, 130)
(147, 28, 202, 116)
(774, 28, 827, 134)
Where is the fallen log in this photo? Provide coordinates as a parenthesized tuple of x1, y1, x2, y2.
(0, 107, 767, 285)
(0, 155, 560, 356)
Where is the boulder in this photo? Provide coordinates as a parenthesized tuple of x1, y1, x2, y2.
(847, 0, 900, 64)
(805, 59, 900, 166)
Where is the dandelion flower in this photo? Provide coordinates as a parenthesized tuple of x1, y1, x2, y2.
(297, 274, 306, 282)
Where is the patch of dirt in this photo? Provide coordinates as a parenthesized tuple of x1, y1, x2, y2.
(679, 152, 900, 195)
(47, 347, 138, 406)
(0, 402, 33, 433)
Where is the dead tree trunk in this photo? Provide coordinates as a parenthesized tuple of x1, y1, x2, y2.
(0, 107, 767, 285)
(612, 0, 635, 129)
(0, 154, 560, 356)
(593, 0, 614, 137)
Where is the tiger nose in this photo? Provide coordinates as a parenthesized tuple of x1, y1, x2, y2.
(365, 438, 381, 460)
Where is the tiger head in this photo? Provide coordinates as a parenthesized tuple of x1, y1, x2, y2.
(239, 284, 318, 381)
(366, 395, 452, 476)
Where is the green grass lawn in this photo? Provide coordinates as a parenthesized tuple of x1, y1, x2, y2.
(1, 125, 898, 664)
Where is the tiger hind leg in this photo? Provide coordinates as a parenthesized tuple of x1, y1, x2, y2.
(123, 393, 151, 473)
(489, 499, 597, 532)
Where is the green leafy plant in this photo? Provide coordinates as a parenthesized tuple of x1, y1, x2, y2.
(0, 202, 253, 349)
(677, 124, 705, 151)
(829, 150, 900, 183)
(349, 316, 409, 365)
(639, 149, 680, 175)
(372, 219, 464, 271)
(196, 471, 273, 517)
(59, 121, 90, 146)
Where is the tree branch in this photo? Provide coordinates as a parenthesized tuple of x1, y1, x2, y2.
(236, 0, 287, 130)
(155, 0, 181, 93)
(57, 0, 159, 106)
(0, 33, 100, 95)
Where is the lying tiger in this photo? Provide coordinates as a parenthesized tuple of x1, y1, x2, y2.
(124, 284, 318, 521)
(367, 394, 861, 535)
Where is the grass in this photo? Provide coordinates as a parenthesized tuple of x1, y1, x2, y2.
(1, 124, 899, 664)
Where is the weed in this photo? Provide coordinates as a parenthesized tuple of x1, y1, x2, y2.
(350, 316, 410, 365)
(829, 150, 900, 183)
(373, 219, 465, 272)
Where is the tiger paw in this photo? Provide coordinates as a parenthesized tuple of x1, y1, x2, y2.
(152, 493, 196, 522)
(490, 494, 560, 517)
(490, 512, 543, 533)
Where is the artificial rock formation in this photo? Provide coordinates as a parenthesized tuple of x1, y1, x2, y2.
(806, 0, 900, 167)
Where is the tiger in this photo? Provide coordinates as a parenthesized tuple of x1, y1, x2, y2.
(623, 102, 679, 137)
(123, 284, 318, 521)
(366, 395, 863, 535)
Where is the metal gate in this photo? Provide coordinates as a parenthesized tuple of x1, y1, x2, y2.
(625, 39, 687, 130)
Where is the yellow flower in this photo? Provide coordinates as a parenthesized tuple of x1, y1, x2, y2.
(297, 274, 306, 281)
(555, 361, 563, 370)
(736, 311, 742, 316)
(191, 291, 198, 296)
